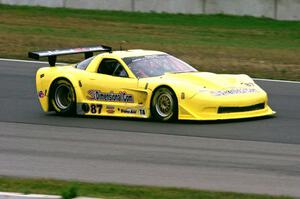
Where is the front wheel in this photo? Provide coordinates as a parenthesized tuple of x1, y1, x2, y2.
(51, 79, 76, 115)
(151, 87, 178, 122)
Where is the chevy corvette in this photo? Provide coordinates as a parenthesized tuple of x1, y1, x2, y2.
(29, 45, 275, 121)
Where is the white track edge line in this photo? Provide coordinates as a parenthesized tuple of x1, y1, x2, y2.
(253, 78, 300, 84)
(0, 192, 102, 199)
(0, 192, 60, 199)
(0, 58, 66, 65)
(0, 58, 299, 84)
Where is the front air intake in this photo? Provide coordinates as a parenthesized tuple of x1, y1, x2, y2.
(218, 103, 265, 114)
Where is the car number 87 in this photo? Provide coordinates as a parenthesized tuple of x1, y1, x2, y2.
(90, 104, 102, 114)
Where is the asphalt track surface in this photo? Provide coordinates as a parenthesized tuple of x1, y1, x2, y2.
(0, 60, 300, 197)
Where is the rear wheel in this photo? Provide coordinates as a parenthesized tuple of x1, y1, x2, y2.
(51, 79, 76, 115)
(151, 87, 178, 122)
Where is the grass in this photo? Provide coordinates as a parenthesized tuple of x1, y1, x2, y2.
(0, 4, 300, 80)
(0, 176, 294, 199)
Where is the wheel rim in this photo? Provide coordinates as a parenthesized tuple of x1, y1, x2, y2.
(155, 92, 173, 118)
(54, 84, 73, 110)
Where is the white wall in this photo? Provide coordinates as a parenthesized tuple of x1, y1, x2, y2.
(277, 0, 300, 20)
(134, 0, 204, 14)
(205, 0, 275, 18)
(1, 0, 64, 7)
(1, 0, 300, 20)
(65, 0, 133, 11)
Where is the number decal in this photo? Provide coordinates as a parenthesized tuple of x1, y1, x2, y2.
(96, 104, 102, 114)
(90, 104, 102, 114)
(91, 104, 96, 113)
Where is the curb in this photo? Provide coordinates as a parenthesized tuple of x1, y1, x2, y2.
(0, 192, 102, 199)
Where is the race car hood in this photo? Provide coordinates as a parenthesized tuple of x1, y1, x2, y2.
(162, 72, 252, 90)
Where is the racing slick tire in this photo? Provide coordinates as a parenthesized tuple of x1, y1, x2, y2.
(151, 87, 178, 122)
(50, 79, 76, 115)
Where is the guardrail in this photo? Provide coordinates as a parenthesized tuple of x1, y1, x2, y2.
(1, 0, 299, 20)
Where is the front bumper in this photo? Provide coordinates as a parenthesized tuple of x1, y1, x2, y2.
(178, 92, 275, 120)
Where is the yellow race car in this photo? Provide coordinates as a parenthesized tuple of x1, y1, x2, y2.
(29, 45, 275, 121)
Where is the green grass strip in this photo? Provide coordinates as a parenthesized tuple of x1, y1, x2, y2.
(0, 176, 294, 199)
(0, 4, 300, 80)
(1, 4, 300, 29)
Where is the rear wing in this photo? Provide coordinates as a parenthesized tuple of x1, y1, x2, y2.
(28, 45, 112, 66)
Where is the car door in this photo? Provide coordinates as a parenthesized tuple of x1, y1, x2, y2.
(82, 58, 146, 116)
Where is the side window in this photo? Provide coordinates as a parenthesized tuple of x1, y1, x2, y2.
(76, 56, 94, 70)
(98, 59, 128, 78)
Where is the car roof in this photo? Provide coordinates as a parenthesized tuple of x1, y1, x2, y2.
(96, 49, 166, 59)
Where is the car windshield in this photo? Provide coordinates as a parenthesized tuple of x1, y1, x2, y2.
(122, 54, 197, 78)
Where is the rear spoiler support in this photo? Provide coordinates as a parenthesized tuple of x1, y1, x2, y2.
(28, 45, 112, 66)
(48, 56, 56, 67)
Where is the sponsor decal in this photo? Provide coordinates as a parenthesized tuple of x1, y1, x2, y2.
(38, 91, 45, 98)
(139, 109, 146, 115)
(106, 105, 115, 114)
(241, 82, 255, 87)
(210, 88, 258, 96)
(121, 109, 137, 114)
(87, 90, 134, 103)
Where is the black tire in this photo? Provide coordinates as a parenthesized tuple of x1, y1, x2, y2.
(151, 87, 178, 122)
(50, 79, 76, 115)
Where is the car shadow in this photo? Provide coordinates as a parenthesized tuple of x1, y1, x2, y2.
(46, 112, 276, 125)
